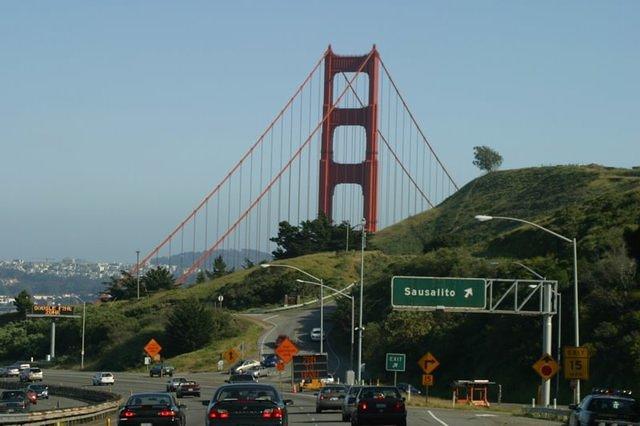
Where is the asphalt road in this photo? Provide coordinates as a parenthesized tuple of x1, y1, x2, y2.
(40, 369, 561, 425)
(1, 383, 87, 411)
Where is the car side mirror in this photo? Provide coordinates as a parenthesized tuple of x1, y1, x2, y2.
(201, 400, 210, 406)
(313, 392, 318, 396)
(179, 404, 187, 409)
(568, 404, 577, 410)
(284, 399, 294, 406)
(224, 380, 229, 383)
(401, 397, 406, 402)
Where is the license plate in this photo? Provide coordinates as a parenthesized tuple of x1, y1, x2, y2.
(376, 403, 386, 409)
(141, 423, 152, 426)
(330, 397, 339, 400)
(188, 388, 193, 391)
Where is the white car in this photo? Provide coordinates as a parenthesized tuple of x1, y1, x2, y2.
(19, 367, 43, 382)
(231, 359, 261, 374)
(92, 372, 115, 386)
(310, 327, 325, 341)
(320, 373, 335, 384)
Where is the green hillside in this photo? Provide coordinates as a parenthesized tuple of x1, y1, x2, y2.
(347, 164, 640, 402)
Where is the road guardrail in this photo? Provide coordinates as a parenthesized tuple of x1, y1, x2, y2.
(0, 379, 121, 425)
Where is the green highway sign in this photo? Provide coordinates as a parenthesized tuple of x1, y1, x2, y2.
(391, 276, 486, 310)
(386, 353, 406, 372)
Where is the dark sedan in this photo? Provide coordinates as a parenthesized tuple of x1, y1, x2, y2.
(176, 380, 200, 398)
(316, 385, 347, 412)
(0, 390, 30, 413)
(117, 392, 186, 426)
(350, 386, 406, 426)
(203, 383, 293, 425)
(569, 392, 640, 426)
(27, 384, 49, 399)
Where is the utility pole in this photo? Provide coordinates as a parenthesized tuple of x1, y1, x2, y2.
(136, 250, 140, 300)
(81, 301, 86, 369)
(357, 218, 366, 383)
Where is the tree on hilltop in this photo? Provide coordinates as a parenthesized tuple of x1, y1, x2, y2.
(13, 290, 33, 319)
(473, 145, 503, 172)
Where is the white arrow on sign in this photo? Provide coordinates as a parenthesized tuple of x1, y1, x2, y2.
(464, 288, 473, 298)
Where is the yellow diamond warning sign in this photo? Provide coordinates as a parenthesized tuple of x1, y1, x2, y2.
(532, 353, 559, 380)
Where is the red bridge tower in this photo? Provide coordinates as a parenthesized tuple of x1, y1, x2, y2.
(318, 46, 379, 232)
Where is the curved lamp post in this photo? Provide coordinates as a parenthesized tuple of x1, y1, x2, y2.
(475, 214, 580, 403)
(261, 263, 325, 353)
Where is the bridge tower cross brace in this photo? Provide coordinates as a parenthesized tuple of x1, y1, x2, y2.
(318, 46, 379, 232)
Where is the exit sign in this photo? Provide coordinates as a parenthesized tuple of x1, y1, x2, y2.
(386, 353, 406, 372)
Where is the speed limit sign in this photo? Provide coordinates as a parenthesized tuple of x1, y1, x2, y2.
(563, 346, 589, 380)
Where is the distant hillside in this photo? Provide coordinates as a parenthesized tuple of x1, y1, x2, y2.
(152, 249, 272, 270)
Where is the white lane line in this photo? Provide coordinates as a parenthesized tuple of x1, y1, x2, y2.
(259, 315, 279, 356)
(427, 410, 449, 426)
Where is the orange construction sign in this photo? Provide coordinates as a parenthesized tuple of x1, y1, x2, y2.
(144, 338, 162, 358)
(275, 338, 299, 364)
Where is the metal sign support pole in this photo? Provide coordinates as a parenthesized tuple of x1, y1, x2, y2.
(50, 320, 56, 359)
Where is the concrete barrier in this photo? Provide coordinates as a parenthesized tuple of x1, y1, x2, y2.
(521, 406, 571, 422)
(0, 379, 122, 425)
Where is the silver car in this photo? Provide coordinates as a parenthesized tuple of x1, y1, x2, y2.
(341, 385, 362, 421)
(315, 384, 347, 413)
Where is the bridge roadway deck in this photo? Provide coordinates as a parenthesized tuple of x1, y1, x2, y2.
(42, 369, 561, 426)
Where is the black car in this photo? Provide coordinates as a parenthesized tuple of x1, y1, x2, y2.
(118, 392, 186, 426)
(226, 373, 258, 383)
(350, 386, 406, 426)
(176, 380, 200, 398)
(316, 384, 347, 413)
(203, 383, 293, 425)
(569, 390, 640, 426)
(150, 364, 174, 378)
(0, 390, 30, 413)
(26, 384, 49, 399)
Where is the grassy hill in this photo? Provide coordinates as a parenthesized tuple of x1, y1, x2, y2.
(372, 164, 640, 258)
(2, 164, 638, 401)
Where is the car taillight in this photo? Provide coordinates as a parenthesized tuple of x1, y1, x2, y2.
(158, 409, 175, 417)
(319, 394, 324, 400)
(120, 409, 136, 418)
(358, 402, 368, 411)
(262, 407, 284, 419)
(393, 400, 405, 412)
(208, 408, 230, 419)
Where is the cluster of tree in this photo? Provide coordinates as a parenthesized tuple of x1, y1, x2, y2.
(163, 297, 239, 356)
(270, 214, 362, 259)
(103, 266, 175, 300)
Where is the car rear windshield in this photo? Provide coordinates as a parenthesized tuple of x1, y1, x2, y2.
(231, 374, 254, 381)
(127, 394, 172, 406)
(29, 385, 46, 391)
(359, 387, 401, 399)
(588, 397, 637, 415)
(181, 381, 197, 386)
(101, 373, 113, 377)
(30, 368, 41, 373)
(216, 387, 278, 402)
(1, 391, 26, 400)
(321, 386, 347, 395)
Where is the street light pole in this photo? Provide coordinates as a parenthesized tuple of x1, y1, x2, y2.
(136, 250, 140, 300)
(358, 217, 366, 384)
(320, 279, 324, 354)
(297, 278, 356, 373)
(81, 301, 86, 370)
(476, 214, 580, 403)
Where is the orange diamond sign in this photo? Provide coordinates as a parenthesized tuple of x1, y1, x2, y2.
(532, 353, 559, 380)
(222, 347, 240, 365)
(418, 352, 440, 374)
(275, 338, 299, 364)
(144, 338, 162, 358)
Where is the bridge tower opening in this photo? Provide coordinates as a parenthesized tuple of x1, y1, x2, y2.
(318, 46, 379, 232)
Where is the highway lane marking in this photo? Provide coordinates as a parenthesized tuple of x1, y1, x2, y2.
(427, 410, 449, 426)
(476, 413, 497, 417)
(259, 315, 280, 356)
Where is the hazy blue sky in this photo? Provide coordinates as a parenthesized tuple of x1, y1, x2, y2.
(1, 1, 638, 262)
